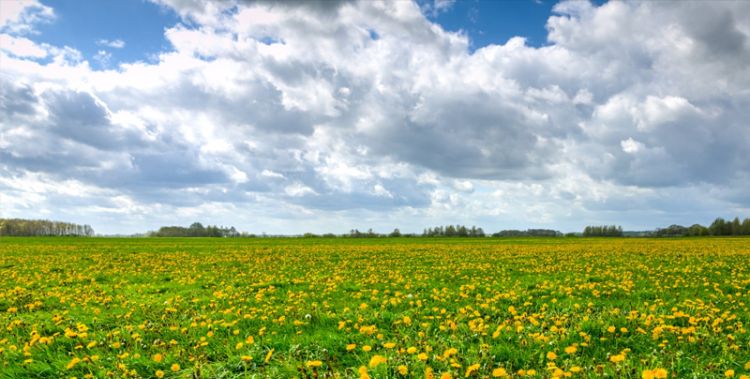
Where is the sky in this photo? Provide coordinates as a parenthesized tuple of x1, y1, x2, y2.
(1, 0, 749, 235)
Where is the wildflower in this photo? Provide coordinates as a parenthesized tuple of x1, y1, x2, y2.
(725, 370, 735, 378)
(398, 365, 408, 375)
(492, 367, 508, 377)
(609, 354, 625, 363)
(171, 363, 180, 372)
(547, 351, 557, 360)
(306, 360, 323, 368)
(369, 355, 387, 368)
(155, 370, 164, 378)
(564, 346, 577, 354)
(359, 366, 370, 379)
(66, 357, 81, 370)
(465, 363, 480, 377)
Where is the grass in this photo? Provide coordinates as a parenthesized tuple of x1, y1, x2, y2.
(0, 237, 749, 378)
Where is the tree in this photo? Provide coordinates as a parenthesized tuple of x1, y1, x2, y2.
(709, 218, 726, 236)
(389, 228, 402, 237)
(0, 218, 94, 237)
(583, 225, 623, 237)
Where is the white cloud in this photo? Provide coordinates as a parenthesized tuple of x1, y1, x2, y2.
(97, 38, 125, 48)
(620, 138, 644, 154)
(0, 33, 46, 57)
(1, 0, 749, 234)
(0, 0, 54, 34)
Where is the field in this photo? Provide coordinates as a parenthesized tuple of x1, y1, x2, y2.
(1, 237, 749, 379)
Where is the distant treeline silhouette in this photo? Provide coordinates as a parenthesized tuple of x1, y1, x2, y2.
(422, 225, 486, 237)
(652, 217, 750, 237)
(492, 229, 562, 237)
(583, 225, 624, 237)
(150, 222, 241, 237)
(0, 218, 94, 237)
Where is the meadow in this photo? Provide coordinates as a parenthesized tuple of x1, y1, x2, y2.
(1, 237, 749, 379)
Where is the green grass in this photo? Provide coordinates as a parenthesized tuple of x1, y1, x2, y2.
(0, 237, 749, 378)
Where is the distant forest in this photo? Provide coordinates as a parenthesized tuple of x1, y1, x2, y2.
(1, 217, 749, 238)
(149, 222, 242, 237)
(0, 218, 94, 237)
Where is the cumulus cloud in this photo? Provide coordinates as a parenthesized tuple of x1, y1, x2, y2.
(96, 38, 125, 48)
(1, 0, 749, 233)
(0, 0, 54, 34)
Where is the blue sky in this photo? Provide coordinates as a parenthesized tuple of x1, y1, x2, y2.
(31, 0, 179, 67)
(26, 0, 565, 65)
(1, 0, 749, 234)
(425, 0, 557, 48)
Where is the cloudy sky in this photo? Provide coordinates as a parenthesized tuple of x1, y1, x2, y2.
(1, 0, 749, 235)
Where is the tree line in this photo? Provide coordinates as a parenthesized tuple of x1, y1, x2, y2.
(491, 229, 562, 237)
(653, 217, 750, 237)
(422, 225, 486, 237)
(0, 218, 94, 237)
(583, 225, 624, 237)
(149, 222, 241, 237)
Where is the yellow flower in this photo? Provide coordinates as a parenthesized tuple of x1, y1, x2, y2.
(492, 367, 508, 377)
(650, 369, 668, 379)
(152, 353, 163, 363)
(443, 348, 458, 358)
(564, 346, 577, 354)
(306, 360, 323, 368)
(441, 373, 453, 379)
(66, 357, 81, 370)
(171, 363, 180, 372)
(418, 352, 429, 361)
(362, 345, 372, 352)
(607, 326, 616, 333)
(264, 349, 274, 363)
(359, 366, 370, 379)
(398, 365, 408, 375)
(369, 355, 387, 368)
(407, 346, 418, 354)
(465, 363, 480, 377)
(725, 370, 735, 378)
(384, 342, 396, 349)
(570, 366, 582, 373)
(546, 351, 557, 360)
(241, 355, 253, 362)
(609, 354, 626, 363)
(346, 343, 357, 351)
(155, 370, 164, 379)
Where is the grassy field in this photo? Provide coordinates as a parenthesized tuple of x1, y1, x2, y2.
(1, 237, 749, 378)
